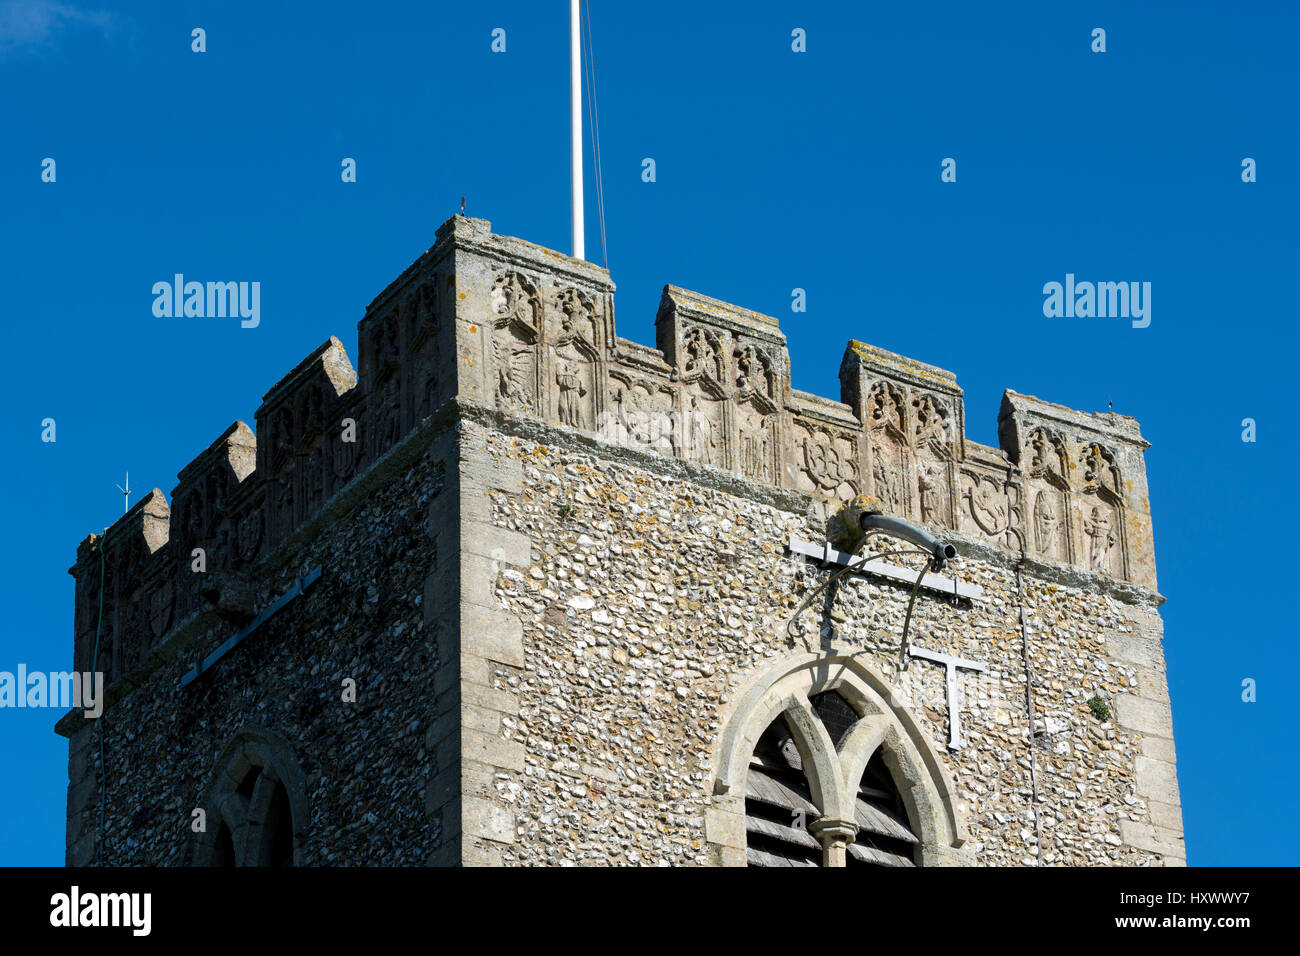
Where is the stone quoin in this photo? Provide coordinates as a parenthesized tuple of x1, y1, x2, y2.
(57, 215, 1182, 867)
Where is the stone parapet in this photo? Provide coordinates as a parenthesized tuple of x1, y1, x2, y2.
(64, 215, 1160, 705)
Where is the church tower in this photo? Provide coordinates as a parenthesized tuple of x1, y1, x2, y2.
(58, 216, 1183, 866)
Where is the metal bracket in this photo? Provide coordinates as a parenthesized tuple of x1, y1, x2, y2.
(907, 644, 987, 751)
(180, 566, 322, 688)
(787, 535, 984, 602)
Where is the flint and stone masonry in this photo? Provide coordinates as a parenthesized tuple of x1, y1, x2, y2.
(57, 216, 1183, 866)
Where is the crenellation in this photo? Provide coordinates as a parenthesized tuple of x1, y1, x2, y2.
(452, 221, 616, 438)
(68, 217, 1161, 705)
(255, 336, 358, 549)
(999, 390, 1156, 589)
(69, 488, 171, 683)
(956, 439, 1023, 553)
(611, 336, 671, 377)
(169, 421, 257, 622)
(788, 389, 862, 500)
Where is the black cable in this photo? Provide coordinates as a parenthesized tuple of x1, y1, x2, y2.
(89, 534, 108, 865)
(785, 543, 933, 640)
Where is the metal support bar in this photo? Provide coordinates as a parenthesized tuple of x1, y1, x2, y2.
(907, 644, 986, 751)
(787, 536, 984, 602)
(180, 566, 322, 688)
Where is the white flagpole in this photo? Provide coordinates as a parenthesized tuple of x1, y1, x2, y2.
(570, 0, 585, 260)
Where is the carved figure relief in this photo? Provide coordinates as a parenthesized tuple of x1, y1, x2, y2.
(491, 271, 541, 331)
(556, 286, 597, 345)
(686, 393, 722, 466)
(555, 357, 588, 429)
(740, 429, 770, 482)
(272, 406, 293, 469)
(301, 448, 325, 521)
(405, 288, 441, 423)
(333, 429, 358, 481)
(736, 403, 772, 483)
(379, 371, 402, 447)
(1083, 505, 1117, 572)
(867, 382, 906, 436)
(682, 328, 723, 383)
(1027, 429, 1067, 479)
(414, 281, 438, 336)
(1033, 490, 1061, 557)
(236, 508, 263, 564)
(918, 463, 948, 526)
(872, 455, 902, 512)
(489, 272, 542, 415)
(1080, 443, 1120, 494)
(611, 378, 674, 455)
(733, 345, 772, 399)
(181, 494, 203, 542)
(274, 473, 294, 540)
(493, 333, 533, 410)
(304, 386, 324, 438)
(913, 395, 951, 453)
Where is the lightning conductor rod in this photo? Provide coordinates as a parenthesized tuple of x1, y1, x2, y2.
(570, 0, 585, 260)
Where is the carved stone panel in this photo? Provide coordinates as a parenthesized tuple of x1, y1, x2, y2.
(552, 343, 594, 431)
(1080, 442, 1121, 496)
(490, 271, 542, 332)
(609, 375, 676, 457)
(404, 281, 441, 426)
(681, 327, 725, 386)
(554, 285, 599, 348)
(1027, 428, 1069, 484)
(1031, 487, 1067, 561)
(148, 578, 175, 643)
(912, 394, 953, 457)
(490, 272, 542, 415)
(684, 389, 724, 467)
(735, 400, 774, 484)
(1024, 427, 1072, 563)
(917, 461, 952, 528)
(865, 381, 909, 514)
(793, 424, 859, 499)
(235, 503, 264, 566)
(1079, 498, 1121, 577)
(491, 321, 537, 414)
(871, 439, 907, 514)
(959, 471, 1010, 541)
(868, 381, 907, 438)
(733, 345, 773, 401)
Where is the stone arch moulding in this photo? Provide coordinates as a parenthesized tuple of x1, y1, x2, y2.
(192, 725, 309, 867)
(711, 650, 970, 866)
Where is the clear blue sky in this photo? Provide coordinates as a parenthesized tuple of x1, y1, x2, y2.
(1, 0, 1295, 866)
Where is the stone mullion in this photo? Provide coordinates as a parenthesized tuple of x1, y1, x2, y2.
(809, 818, 858, 868)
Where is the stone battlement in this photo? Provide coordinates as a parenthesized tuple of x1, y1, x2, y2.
(68, 215, 1158, 688)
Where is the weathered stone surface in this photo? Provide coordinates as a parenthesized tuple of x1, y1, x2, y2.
(1135, 755, 1182, 807)
(1114, 693, 1175, 738)
(1119, 820, 1185, 858)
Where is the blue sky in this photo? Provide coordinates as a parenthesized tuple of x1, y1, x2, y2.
(1, 0, 1296, 866)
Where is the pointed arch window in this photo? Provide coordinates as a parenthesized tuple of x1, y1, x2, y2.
(713, 652, 970, 868)
(193, 726, 308, 867)
(742, 690, 919, 867)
